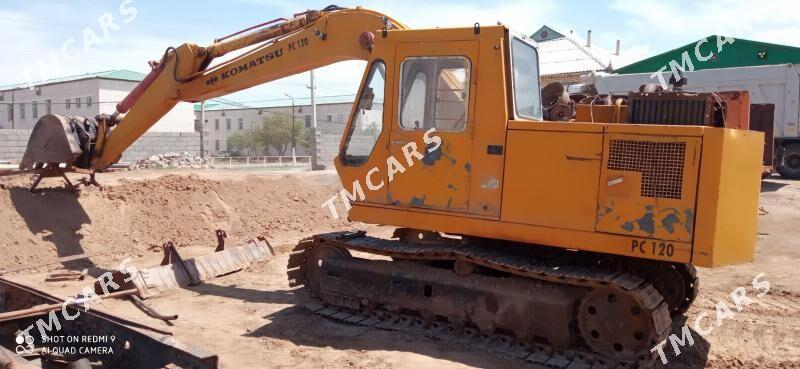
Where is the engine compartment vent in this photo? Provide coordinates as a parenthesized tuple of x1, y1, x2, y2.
(628, 91, 721, 126)
(607, 140, 686, 199)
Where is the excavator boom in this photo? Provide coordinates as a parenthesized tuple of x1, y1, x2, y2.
(92, 6, 405, 169)
(19, 6, 405, 170)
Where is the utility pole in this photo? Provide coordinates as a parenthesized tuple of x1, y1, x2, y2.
(10, 89, 15, 129)
(285, 93, 296, 165)
(309, 69, 319, 170)
(200, 101, 206, 161)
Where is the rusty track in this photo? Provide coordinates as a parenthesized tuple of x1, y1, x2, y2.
(287, 231, 673, 369)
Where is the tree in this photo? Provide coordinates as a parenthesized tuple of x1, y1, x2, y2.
(256, 115, 311, 155)
(224, 115, 312, 157)
(227, 131, 257, 155)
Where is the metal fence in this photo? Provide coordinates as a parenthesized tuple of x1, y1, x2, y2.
(209, 156, 311, 169)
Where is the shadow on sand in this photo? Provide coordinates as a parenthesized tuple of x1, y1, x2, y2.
(245, 303, 521, 369)
(761, 180, 788, 193)
(8, 186, 100, 273)
(189, 283, 297, 305)
(242, 295, 711, 369)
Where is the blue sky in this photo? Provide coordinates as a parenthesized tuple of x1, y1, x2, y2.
(2, 0, 799, 106)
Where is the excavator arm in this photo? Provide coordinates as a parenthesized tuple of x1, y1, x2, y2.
(89, 6, 406, 169)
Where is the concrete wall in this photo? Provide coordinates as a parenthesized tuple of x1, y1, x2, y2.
(317, 132, 341, 169)
(316, 127, 381, 169)
(0, 129, 200, 163)
(121, 132, 201, 162)
(0, 129, 31, 161)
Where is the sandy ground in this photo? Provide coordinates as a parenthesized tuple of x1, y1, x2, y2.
(1, 169, 799, 369)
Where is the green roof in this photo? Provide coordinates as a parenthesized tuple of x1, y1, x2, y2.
(0, 69, 145, 90)
(615, 36, 800, 74)
(531, 25, 567, 42)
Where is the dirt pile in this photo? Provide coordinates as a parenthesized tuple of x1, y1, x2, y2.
(0, 171, 347, 271)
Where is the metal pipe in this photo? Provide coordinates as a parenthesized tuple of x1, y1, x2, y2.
(309, 70, 318, 169)
(10, 89, 14, 129)
(285, 93, 296, 164)
(214, 17, 287, 43)
(205, 10, 322, 58)
(0, 289, 138, 322)
(129, 295, 178, 322)
(200, 101, 205, 159)
(116, 63, 165, 114)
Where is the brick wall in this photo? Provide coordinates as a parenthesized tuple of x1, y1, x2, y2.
(0, 129, 201, 163)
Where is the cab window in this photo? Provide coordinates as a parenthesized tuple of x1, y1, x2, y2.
(511, 37, 542, 119)
(399, 56, 470, 131)
(341, 61, 385, 166)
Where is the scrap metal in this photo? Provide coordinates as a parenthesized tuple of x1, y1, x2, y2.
(105, 233, 273, 299)
(0, 277, 218, 368)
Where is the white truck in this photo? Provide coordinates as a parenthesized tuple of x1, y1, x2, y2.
(583, 64, 800, 179)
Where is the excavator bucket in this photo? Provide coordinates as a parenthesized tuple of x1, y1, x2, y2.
(19, 114, 93, 170)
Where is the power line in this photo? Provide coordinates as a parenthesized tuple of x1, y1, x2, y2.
(229, 93, 356, 104)
(210, 97, 253, 109)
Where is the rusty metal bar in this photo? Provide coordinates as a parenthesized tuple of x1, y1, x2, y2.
(0, 289, 138, 323)
(129, 294, 178, 323)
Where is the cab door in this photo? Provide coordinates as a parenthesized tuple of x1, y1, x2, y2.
(387, 40, 479, 212)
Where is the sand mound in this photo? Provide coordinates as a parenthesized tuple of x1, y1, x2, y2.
(0, 172, 347, 271)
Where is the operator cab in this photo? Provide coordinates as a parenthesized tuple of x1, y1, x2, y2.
(336, 25, 543, 218)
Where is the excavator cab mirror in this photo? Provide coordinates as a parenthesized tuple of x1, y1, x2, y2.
(362, 87, 375, 110)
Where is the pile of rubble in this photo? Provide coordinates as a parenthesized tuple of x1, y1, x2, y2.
(129, 152, 208, 169)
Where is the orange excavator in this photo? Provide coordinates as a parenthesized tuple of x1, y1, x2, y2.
(18, 6, 764, 368)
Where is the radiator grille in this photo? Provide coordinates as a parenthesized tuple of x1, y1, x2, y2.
(607, 140, 686, 199)
(628, 92, 717, 126)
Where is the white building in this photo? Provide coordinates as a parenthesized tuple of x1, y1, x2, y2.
(195, 97, 354, 155)
(0, 69, 194, 132)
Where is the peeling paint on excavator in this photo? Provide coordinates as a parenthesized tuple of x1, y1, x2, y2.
(597, 204, 695, 243)
(422, 141, 443, 166)
(388, 133, 472, 212)
(594, 134, 702, 244)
